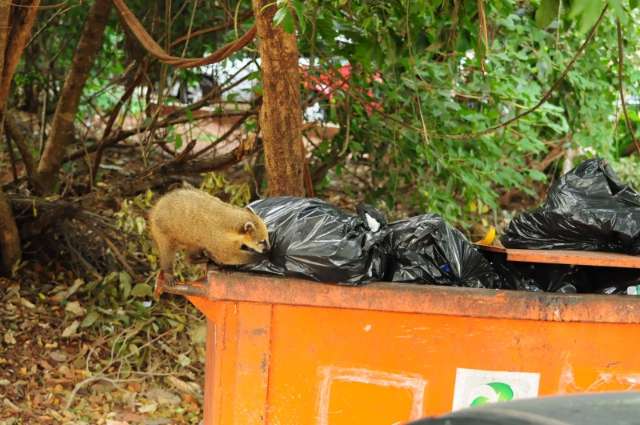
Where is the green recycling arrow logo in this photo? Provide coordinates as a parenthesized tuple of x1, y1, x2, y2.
(470, 382, 514, 407)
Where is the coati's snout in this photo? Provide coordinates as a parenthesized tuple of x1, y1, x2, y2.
(239, 219, 270, 255)
(240, 239, 269, 254)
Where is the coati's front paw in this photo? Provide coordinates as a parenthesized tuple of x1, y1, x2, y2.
(164, 273, 177, 287)
(154, 270, 177, 298)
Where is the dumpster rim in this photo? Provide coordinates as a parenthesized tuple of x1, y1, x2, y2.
(156, 271, 640, 324)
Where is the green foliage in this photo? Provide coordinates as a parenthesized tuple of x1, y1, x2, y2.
(536, 0, 560, 28)
(199, 172, 251, 206)
(612, 156, 640, 190)
(296, 0, 640, 230)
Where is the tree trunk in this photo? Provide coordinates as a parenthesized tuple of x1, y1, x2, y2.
(0, 190, 20, 272)
(35, 0, 112, 194)
(251, 0, 305, 196)
(0, 0, 40, 273)
(0, 9, 19, 270)
(5, 109, 37, 185)
(0, 0, 40, 112)
(0, 1, 10, 83)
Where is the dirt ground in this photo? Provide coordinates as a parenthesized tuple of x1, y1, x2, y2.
(0, 277, 205, 425)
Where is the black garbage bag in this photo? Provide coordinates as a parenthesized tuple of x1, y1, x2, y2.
(242, 197, 387, 285)
(384, 214, 501, 288)
(502, 158, 640, 254)
(480, 248, 640, 294)
(242, 197, 499, 288)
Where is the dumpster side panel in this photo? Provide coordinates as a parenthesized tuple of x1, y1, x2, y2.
(195, 299, 273, 425)
(228, 302, 272, 423)
(265, 305, 640, 424)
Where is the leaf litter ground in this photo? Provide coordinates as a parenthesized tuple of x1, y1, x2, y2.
(0, 275, 205, 424)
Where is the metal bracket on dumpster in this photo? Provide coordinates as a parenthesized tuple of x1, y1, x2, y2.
(153, 272, 209, 299)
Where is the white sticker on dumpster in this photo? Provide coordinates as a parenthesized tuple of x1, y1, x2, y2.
(452, 368, 540, 411)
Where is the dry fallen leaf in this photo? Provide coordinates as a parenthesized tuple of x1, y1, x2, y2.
(3, 330, 16, 345)
(137, 401, 158, 413)
(19, 298, 36, 309)
(2, 397, 20, 412)
(189, 323, 206, 345)
(61, 321, 79, 338)
(147, 387, 180, 406)
(65, 301, 86, 317)
(166, 376, 202, 399)
(49, 350, 67, 362)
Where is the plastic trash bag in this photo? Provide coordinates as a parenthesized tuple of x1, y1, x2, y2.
(384, 214, 501, 288)
(502, 158, 640, 254)
(481, 247, 640, 294)
(243, 197, 499, 288)
(242, 197, 387, 285)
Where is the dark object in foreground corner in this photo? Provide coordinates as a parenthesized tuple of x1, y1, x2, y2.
(409, 392, 640, 425)
(502, 158, 640, 254)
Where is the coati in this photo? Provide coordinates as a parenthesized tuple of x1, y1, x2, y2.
(149, 188, 270, 286)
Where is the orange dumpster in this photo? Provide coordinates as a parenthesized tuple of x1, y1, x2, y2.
(157, 268, 640, 425)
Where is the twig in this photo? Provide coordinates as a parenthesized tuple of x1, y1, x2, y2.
(219, 56, 258, 90)
(179, 0, 199, 56)
(39, 86, 47, 156)
(92, 63, 147, 184)
(185, 108, 255, 160)
(616, 18, 640, 155)
(4, 127, 19, 183)
(170, 11, 253, 47)
(63, 230, 104, 281)
(65, 375, 141, 410)
(107, 320, 152, 369)
(477, 0, 489, 73)
(26, 2, 79, 48)
(99, 229, 139, 280)
(101, 328, 178, 374)
(63, 108, 252, 163)
(415, 95, 430, 146)
(339, 96, 352, 157)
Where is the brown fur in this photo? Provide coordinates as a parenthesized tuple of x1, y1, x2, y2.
(149, 188, 269, 283)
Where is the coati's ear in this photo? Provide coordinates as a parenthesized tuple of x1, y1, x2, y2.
(243, 221, 256, 234)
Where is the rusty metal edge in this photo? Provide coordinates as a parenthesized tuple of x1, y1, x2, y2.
(157, 271, 640, 324)
(155, 275, 208, 298)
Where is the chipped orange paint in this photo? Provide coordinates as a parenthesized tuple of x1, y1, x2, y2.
(156, 271, 640, 424)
